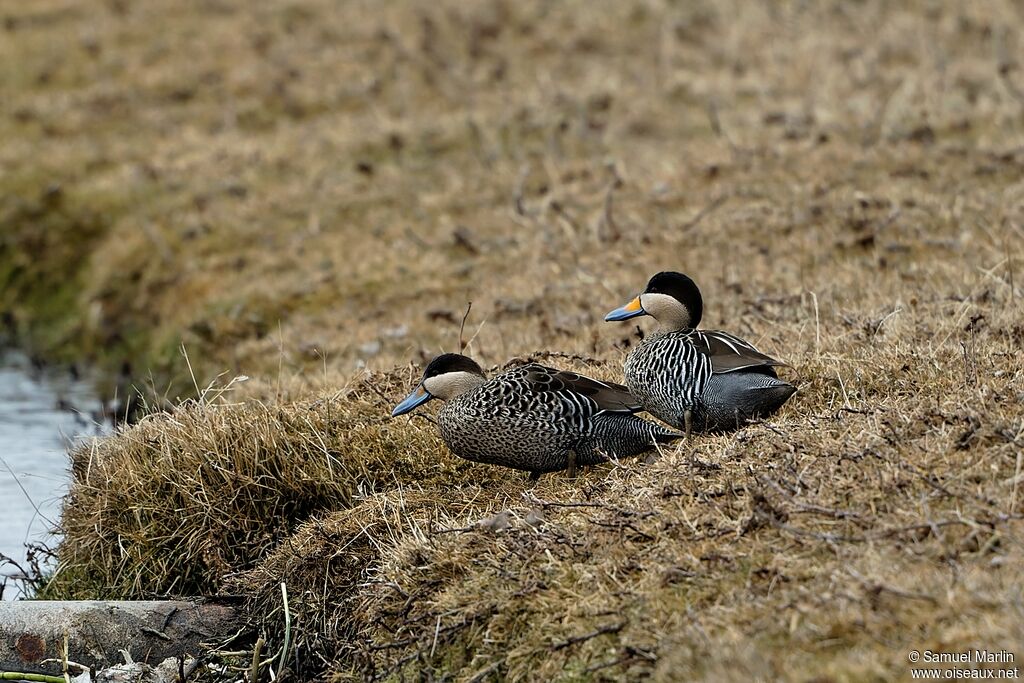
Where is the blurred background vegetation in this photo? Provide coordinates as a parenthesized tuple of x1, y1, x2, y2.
(2, 0, 1020, 396)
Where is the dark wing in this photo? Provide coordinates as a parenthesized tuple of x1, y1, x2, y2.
(520, 364, 641, 414)
(693, 330, 787, 375)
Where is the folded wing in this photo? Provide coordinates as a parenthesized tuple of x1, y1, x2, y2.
(521, 364, 641, 414)
(693, 330, 787, 375)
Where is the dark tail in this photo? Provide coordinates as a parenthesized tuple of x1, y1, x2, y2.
(754, 381, 797, 414)
(653, 427, 685, 444)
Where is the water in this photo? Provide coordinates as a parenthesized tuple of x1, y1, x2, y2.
(0, 350, 108, 598)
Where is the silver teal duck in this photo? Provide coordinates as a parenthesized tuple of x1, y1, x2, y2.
(605, 271, 796, 437)
(391, 353, 682, 478)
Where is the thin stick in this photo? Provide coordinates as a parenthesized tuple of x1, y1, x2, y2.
(463, 316, 489, 356)
(0, 457, 50, 527)
(181, 344, 201, 401)
(458, 302, 473, 353)
(551, 621, 625, 651)
(429, 614, 442, 658)
(1010, 451, 1022, 515)
(513, 164, 530, 217)
(468, 660, 503, 683)
(871, 306, 901, 339)
(250, 636, 265, 683)
(276, 321, 284, 404)
(549, 200, 580, 234)
(1005, 225, 1016, 301)
(706, 99, 739, 158)
(276, 583, 291, 680)
(998, 64, 1024, 104)
(810, 291, 821, 357)
(835, 367, 851, 409)
(37, 662, 85, 676)
(61, 634, 70, 683)
(0, 673, 69, 683)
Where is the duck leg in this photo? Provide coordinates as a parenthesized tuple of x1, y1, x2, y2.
(566, 449, 578, 479)
(528, 471, 541, 482)
(684, 408, 699, 470)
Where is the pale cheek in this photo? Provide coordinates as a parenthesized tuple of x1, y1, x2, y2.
(424, 372, 482, 400)
(423, 376, 446, 399)
(640, 293, 690, 328)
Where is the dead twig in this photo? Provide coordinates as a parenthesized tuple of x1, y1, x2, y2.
(513, 164, 531, 218)
(551, 621, 626, 651)
(758, 476, 864, 521)
(770, 516, 1012, 545)
(588, 518, 655, 541)
(467, 659, 504, 683)
(141, 626, 173, 641)
(998, 64, 1024, 105)
(706, 99, 740, 159)
(549, 199, 581, 234)
(458, 301, 472, 353)
(249, 636, 264, 683)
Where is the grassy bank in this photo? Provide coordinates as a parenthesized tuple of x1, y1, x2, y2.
(4, 0, 1024, 680)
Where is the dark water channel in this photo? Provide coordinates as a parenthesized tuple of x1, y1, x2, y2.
(0, 350, 110, 598)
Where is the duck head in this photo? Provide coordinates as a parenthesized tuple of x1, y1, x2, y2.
(605, 271, 703, 331)
(391, 353, 487, 417)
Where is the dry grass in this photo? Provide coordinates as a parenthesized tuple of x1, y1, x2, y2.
(4, 0, 1024, 680)
(47, 368, 510, 598)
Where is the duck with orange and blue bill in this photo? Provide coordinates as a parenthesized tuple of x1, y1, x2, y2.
(605, 271, 796, 438)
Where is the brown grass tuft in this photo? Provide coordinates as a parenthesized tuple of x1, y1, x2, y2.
(49, 369, 507, 599)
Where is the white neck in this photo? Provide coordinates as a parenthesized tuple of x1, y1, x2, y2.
(423, 371, 486, 400)
(639, 292, 692, 331)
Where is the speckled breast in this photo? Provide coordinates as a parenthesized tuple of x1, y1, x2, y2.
(436, 393, 578, 473)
